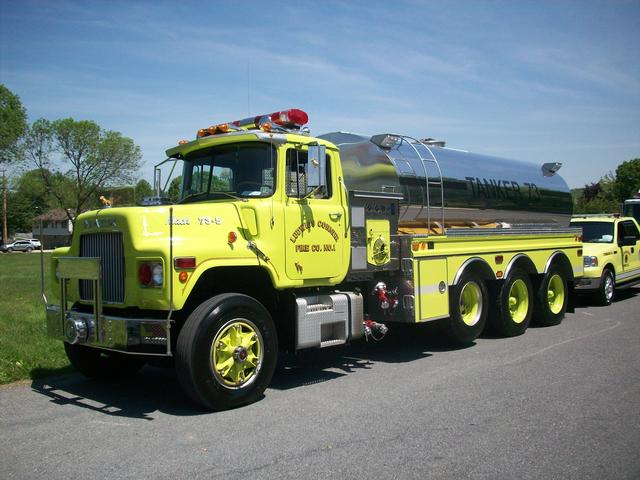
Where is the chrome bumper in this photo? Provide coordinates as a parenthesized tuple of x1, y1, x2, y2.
(574, 276, 601, 291)
(46, 256, 171, 355)
(46, 304, 169, 352)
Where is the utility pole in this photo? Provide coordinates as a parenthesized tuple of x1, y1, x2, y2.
(1, 168, 7, 244)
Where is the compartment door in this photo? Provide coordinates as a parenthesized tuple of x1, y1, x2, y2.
(414, 258, 449, 322)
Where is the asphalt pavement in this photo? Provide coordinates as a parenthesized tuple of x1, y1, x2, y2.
(1, 289, 639, 479)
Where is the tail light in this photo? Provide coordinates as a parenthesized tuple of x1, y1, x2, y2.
(139, 261, 163, 287)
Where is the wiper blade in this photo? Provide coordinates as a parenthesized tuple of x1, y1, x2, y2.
(213, 191, 247, 202)
(178, 191, 247, 204)
(178, 192, 209, 204)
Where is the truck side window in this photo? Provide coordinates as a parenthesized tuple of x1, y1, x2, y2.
(621, 220, 640, 240)
(286, 149, 331, 199)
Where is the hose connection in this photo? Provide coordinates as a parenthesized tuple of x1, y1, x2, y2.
(363, 316, 388, 342)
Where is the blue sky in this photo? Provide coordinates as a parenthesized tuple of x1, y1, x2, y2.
(1, 0, 639, 188)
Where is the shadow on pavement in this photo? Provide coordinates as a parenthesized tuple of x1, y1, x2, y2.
(31, 367, 208, 420)
(29, 322, 470, 417)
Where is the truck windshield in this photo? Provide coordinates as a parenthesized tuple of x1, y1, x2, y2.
(569, 221, 614, 243)
(179, 142, 276, 203)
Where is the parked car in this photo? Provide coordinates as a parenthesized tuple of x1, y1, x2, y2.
(3, 240, 40, 253)
(0, 244, 8, 253)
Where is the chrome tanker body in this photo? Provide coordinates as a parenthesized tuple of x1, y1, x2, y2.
(319, 132, 573, 228)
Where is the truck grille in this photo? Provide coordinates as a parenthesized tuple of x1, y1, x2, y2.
(79, 232, 125, 304)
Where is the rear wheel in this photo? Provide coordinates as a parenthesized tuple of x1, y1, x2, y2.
(443, 271, 488, 345)
(64, 343, 145, 379)
(595, 268, 615, 306)
(534, 265, 567, 326)
(491, 269, 533, 337)
(176, 293, 277, 410)
(26, 247, 33, 253)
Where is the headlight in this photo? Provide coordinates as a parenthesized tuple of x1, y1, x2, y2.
(583, 256, 598, 268)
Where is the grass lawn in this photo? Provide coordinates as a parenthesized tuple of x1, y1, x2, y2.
(0, 252, 72, 384)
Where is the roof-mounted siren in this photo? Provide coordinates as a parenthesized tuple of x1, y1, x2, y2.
(542, 162, 562, 177)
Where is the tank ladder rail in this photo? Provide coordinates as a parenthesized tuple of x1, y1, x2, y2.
(398, 135, 446, 233)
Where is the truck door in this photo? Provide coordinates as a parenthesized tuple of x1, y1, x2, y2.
(284, 147, 345, 280)
(618, 220, 640, 278)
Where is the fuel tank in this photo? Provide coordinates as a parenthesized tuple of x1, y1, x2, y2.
(319, 132, 573, 227)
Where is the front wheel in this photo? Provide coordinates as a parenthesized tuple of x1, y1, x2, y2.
(176, 293, 278, 411)
(595, 268, 615, 306)
(443, 271, 488, 345)
(534, 265, 567, 327)
(490, 269, 533, 337)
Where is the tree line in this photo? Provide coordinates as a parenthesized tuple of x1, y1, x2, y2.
(572, 158, 640, 213)
(1, 84, 147, 239)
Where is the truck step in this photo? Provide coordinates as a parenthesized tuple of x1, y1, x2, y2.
(320, 339, 346, 348)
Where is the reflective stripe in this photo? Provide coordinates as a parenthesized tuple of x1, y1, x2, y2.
(419, 284, 447, 295)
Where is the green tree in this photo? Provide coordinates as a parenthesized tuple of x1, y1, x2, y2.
(5, 169, 72, 234)
(0, 84, 27, 163)
(135, 179, 154, 203)
(23, 118, 142, 221)
(574, 174, 619, 214)
(613, 158, 640, 201)
(167, 176, 182, 201)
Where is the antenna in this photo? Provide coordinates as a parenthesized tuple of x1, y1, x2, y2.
(247, 61, 251, 116)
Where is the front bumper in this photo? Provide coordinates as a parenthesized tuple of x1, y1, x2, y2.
(574, 276, 601, 291)
(46, 304, 170, 352)
(46, 255, 171, 355)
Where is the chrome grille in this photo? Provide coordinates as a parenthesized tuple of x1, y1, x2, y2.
(80, 232, 125, 303)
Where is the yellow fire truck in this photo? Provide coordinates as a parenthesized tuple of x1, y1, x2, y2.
(44, 109, 583, 410)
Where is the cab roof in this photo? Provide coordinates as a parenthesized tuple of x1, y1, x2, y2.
(165, 131, 337, 159)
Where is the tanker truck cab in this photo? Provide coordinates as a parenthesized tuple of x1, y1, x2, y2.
(571, 215, 640, 305)
(164, 116, 350, 287)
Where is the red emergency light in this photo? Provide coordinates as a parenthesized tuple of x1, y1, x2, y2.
(232, 108, 308, 129)
(196, 109, 309, 139)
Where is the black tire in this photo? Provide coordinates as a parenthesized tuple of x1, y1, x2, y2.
(534, 265, 568, 327)
(26, 247, 33, 253)
(595, 268, 615, 306)
(491, 269, 533, 337)
(176, 293, 278, 411)
(7, 247, 12, 253)
(443, 271, 488, 345)
(64, 342, 145, 379)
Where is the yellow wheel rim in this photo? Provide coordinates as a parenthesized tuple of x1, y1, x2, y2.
(547, 274, 565, 314)
(460, 281, 482, 326)
(508, 279, 529, 324)
(211, 319, 263, 389)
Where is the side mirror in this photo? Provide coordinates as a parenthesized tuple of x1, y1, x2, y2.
(306, 145, 327, 189)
